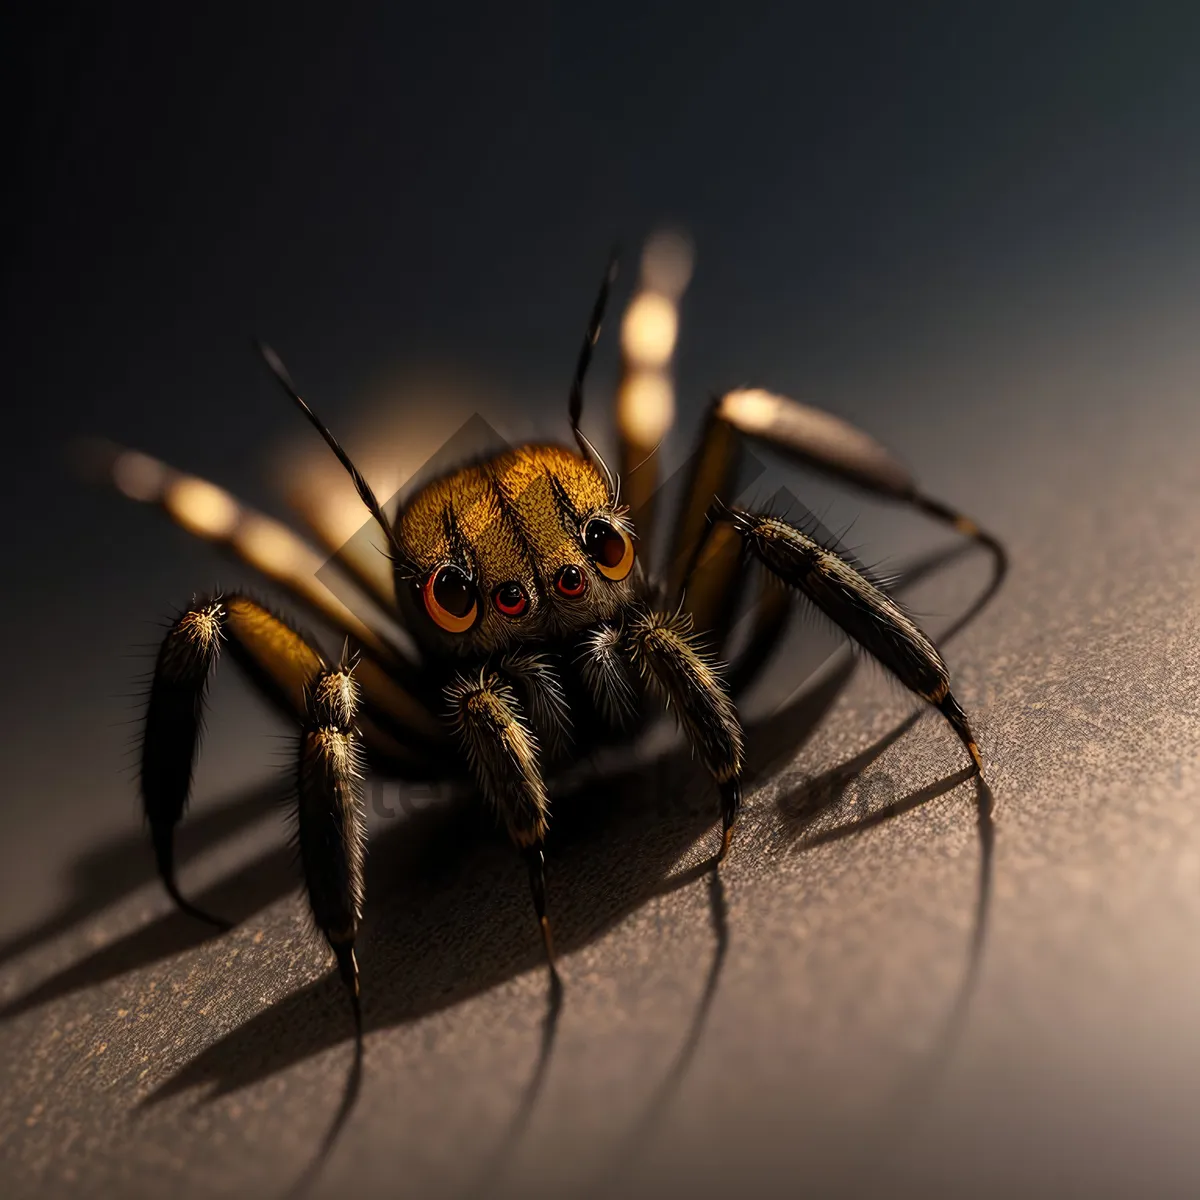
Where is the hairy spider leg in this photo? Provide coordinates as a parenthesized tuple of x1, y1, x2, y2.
(624, 608, 745, 860)
(141, 595, 435, 1020)
(298, 656, 368, 1030)
(666, 388, 1008, 696)
(721, 508, 984, 773)
(445, 669, 558, 974)
(101, 442, 441, 742)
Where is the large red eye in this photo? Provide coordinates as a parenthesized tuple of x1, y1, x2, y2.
(422, 564, 478, 633)
(554, 564, 588, 598)
(583, 518, 634, 581)
(493, 582, 529, 617)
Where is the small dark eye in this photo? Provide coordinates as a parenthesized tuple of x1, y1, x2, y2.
(554, 564, 588, 598)
(422, 564, 478, 632)
(493, 582, 529, 617)
(583, 518, 634, 581)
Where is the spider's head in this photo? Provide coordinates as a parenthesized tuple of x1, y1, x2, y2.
(394, 444, 637, 657)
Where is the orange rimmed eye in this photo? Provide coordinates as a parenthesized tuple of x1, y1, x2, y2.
(493, 582, 529, 618)
(554, 564, 588, 598)
(422, 565, 478, 633)
(583, 518, 634, 581)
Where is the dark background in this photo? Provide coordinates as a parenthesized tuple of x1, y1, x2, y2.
(4, 4, 1200, 1198)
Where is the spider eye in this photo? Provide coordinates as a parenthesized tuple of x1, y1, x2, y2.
(583, 518, 634, 581)
(554, 564, 588, 598)
(422, 565, 478, 633)
(493, 582, 529, 617)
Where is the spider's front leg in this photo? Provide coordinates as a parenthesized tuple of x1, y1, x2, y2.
(724, 507, 984, 771)
(624, 610, 746, 860)
(142, 594, 370, 1023)
(142, 595, 323, 927)
(297, 658, 368, 1027)
(446, 670, 557, 971)
(141, 599, 233, 928)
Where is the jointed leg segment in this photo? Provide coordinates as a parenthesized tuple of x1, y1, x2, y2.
(446, 670, 557, 969)
(297, 659, 367, 1026)
(665, 389, 1007, 702)
(141, 600, 228, 928)
(141, 594, 374, 1021)
(625, 609, 746, 859)
(725, 507, 984, 771)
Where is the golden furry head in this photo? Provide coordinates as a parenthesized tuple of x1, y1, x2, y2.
(395, 444, 637, 656)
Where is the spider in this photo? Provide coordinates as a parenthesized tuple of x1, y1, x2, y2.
(104, 237, 1004, 1029)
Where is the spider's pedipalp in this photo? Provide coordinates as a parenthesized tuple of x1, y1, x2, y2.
(498, 651, 573, 759)
(576, 622, 640, 729)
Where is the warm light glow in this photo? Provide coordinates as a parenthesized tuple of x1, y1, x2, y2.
(272, 372, 486, 550)
(294, 485, 385, 551)
(719, 388, 783, 434)
(618, 370, 674, 446)
(164, 476, 239, 539)
(641, 230, 694, 299)
(233, 514, 310, 576)
(621, 292, 678, 368)
(112, 450, 167, 502)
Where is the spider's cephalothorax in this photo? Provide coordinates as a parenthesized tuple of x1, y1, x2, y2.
(394, 445, 640, 657)
(108, 239, 1006, 1026)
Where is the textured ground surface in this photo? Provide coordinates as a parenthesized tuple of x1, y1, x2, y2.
(4, 284, 1200, 1200)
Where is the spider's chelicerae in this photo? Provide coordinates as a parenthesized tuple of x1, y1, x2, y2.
(107, 238, 1004, 1028)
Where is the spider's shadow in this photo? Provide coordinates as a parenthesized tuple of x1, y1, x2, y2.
(0, 781, 288, 978)
(130, 646, 989, 1152)
(131, 649, 860, 1106)
(1, 536, 999, 1198)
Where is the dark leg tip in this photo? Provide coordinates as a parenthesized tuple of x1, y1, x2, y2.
(547, 959, 564, 1006)
(333, 942, 361, 1033)
(334, 941, 359, 991)
(539, 915, 559, 977)
(936, 694, 984, 777)
(718, 824, 734, 863)
(539, 913, 554, 957)
(525, 846, 561, 980)
(155, 834, 232, 931)
(162, 873, 234, 933)
(718, 777, 741, 863)
(966, 740, 984, 775)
